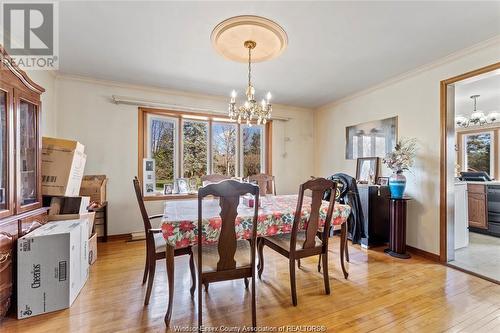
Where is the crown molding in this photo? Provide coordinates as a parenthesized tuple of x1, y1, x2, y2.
(316, 35, 500, 112)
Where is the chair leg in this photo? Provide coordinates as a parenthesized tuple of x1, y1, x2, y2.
(244, 277, 249, 289)
(252, 275, 256, 328)
(322, 251, 330, 295)
(289, 259, 298, 306)
(317, 254, 321, 273)
(144, 257, 156, 305)
(345, 230, 350, 263)
(189, 250, 196, 297)
(297, 259, 301, 268)
(142, 250, 149, 285)
(340, 223, 349, 279)
(198, 277, 202, 331)
(257, 239, 265, 279)
(204, 282, 209, 292)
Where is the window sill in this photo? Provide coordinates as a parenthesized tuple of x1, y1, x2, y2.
(143, 193, 198, 201)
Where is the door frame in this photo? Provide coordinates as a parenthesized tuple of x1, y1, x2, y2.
(439, 62, 500, 262)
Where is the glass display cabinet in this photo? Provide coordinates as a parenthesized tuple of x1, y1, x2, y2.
(0, 46, 46, 319)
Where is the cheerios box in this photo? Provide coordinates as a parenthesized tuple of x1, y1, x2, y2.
(17, 218, 89, 319)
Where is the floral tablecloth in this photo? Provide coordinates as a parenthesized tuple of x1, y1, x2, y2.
(161, 194, 351, 248)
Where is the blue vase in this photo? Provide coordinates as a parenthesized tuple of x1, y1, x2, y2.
(389, 170, 406, 198)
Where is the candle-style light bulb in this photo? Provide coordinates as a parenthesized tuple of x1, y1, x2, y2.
(266, 92, 272, 101)
(261, 99, 266, 107)
(231, 90, 236, 103)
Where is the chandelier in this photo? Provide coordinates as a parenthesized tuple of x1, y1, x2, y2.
(228, 40, 272, 126)
(456, 95, 499, 128)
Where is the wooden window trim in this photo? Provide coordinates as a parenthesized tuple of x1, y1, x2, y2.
(138, 107, 272, 201)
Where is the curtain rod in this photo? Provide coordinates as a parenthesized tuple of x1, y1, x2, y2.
(111, 95, 290, 121)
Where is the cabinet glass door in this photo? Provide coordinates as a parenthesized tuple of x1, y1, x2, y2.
(19, 99, 38, 206)
(0, 90, 8, 212)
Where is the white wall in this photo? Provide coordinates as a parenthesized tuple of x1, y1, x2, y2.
(314, 38, 500, 255)
(26, 70, 57, 136)
(54, 76, 314, 235)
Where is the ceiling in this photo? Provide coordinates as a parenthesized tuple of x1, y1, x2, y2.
(58, 1, 500, 108)
(455, 71, 500, 117)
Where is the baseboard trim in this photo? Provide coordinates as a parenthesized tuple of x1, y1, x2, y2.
(406, 245, 440, 262)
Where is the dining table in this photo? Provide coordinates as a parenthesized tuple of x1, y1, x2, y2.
(160, 194, 351, 326)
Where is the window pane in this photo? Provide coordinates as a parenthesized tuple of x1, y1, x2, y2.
(150, 117, 175, 190)
(183, 120, 208, 186)
(19, 101, 38, 205)
(212, 122, 236, 176)
(0, 91, 7, 210)
(465, 133, 491, 175)
(242, 125, 262, 177)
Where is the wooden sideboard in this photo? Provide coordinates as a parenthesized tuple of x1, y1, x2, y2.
(0, 46, 46, 320)
(467, 184, 488, 230)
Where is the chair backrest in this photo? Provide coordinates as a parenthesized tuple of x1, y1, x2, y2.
(247, 173, 276, 195)
(291, 177, 337, 251)
(201, 174, 231, 186)
(198, 179, 259, 271)
(133, 177, 153, 233)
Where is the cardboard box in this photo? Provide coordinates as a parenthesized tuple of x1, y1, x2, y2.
(17, 218, 90, 319)
(79, 175, 107, 203)
(88, 233, 97, 265)
(42, 137, 87, 197)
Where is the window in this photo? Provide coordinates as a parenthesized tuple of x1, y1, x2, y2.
(462, 131, 494, 176)
(147, 115, 177, 190)
(139, 108, 270, 196)
(242, 125, 264, 178)
(212, 122, 237, 176)
(183, 120, 208, 186)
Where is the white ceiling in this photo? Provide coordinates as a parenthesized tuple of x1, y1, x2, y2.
(58, 1, 500, 108)
(455, 71, 500, 117)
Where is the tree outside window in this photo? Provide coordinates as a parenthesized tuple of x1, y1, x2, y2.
(212, 123, 236, 176)
(242, 126, 262, 178)
(150, 118, 175, 190)
(183, 121, 208, 186)
(465, 133, 492, 176)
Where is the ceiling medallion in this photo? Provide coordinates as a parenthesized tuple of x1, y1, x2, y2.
(455, 95, 499, 128)
(211, 15, 287, 125)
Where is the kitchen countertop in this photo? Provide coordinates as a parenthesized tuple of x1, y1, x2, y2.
(455, 180, 500, 185)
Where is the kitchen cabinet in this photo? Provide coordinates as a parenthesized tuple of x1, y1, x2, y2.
(467, 184, 488, 230)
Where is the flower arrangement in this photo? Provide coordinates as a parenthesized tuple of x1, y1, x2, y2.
(383, 138, 417, 173)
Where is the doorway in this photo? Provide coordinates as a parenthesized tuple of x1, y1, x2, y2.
(440, 62, 500, 283)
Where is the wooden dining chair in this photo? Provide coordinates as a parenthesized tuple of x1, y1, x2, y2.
(195, 180, 259, 329)
(257, 178, 337, 306)
(201, 174, 231, 186)
(247, 173, 276, 195)
(133, 177, 196, 305)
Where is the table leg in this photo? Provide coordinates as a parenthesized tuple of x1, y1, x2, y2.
(164, 244, 175, 327)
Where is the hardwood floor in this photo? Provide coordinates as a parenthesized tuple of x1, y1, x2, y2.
(2, 237, 500, 332)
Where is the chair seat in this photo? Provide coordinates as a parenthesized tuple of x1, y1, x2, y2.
(264, 231, 322, 252)
(154, 232, 167, 253)
(193, 240, 252, 273)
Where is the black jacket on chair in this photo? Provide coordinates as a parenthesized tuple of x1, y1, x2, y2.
(323, 173, 366, 244)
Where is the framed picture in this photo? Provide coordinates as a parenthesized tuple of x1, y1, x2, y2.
(163, 183, 173, 195)
(174, 178, 189, 194)
(345, 116, 397, 160)
(142, 158, 156, 195)
(356, 157, 379, 183)
(377, 177, 389, 186)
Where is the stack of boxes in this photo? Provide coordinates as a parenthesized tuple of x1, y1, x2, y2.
(17, 137, 107, 319)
